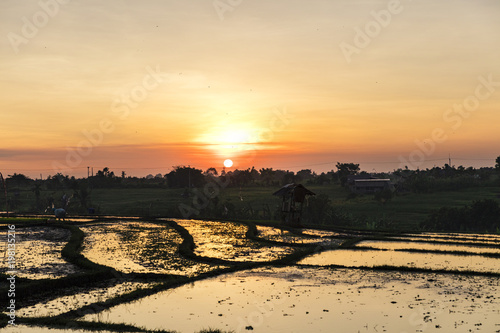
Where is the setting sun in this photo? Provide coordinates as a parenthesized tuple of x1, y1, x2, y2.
(223, 159, 233, 168)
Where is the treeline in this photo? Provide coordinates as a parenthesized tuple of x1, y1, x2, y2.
(393, 164, 497, 193)
(422, 199, 500, 233)
(1, 158, 499, 219)
(3, 159, 499, 191)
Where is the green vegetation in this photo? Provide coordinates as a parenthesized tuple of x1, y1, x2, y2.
(1, 161, 500, 233)
(422, 199, 500, 232)
(3, 182, 500, 232)
(0, 217, 46, 224)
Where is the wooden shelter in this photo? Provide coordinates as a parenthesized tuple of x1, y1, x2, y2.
(273, 183, 315, 226)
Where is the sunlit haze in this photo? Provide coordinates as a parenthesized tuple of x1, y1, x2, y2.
(1, 0, 499, 178)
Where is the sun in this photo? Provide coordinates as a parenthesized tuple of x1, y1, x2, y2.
(223, 159, 233, 168)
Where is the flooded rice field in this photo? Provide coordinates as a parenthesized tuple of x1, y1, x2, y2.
(17, 279, 159, 317)
(298, 249, 500, 273)
(80, 221, 224, 276)
(2, 325, 119, 333)
(84, 266, 500, 333)
(299, 234, 500, 273)
(2, 219, 500, 332)
(0, 226, 81, 279)
(389, 234, 500, 246)
(176, 219, 295, 261)
(256, 225, 344, 246)
(356, 240, 500, 254)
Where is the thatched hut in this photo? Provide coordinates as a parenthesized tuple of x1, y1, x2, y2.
(273, 183, 315, 226)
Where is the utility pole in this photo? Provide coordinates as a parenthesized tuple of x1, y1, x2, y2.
(188, 165, 191, 188)
(87, 166, 90, 179)
(0, 172, 8, 217)
(449, 154, 452, 167)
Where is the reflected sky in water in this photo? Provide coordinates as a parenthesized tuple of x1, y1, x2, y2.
(82, 266, 500, 333)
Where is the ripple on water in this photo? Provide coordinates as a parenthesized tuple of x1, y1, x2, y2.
(0, 227, 81, 279)
(176, 219, 295, 261)
(80, 221, 224, 276)
(81, 266, 500, 332)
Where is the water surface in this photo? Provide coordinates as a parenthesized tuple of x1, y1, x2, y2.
(298, 249, 500, 273)
(83, 266, 500, 332)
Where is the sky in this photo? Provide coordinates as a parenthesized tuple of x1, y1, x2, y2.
(1, 0, 500, 178)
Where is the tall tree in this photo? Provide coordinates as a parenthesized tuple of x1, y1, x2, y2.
(335, 162, 360, 187)
(167, 166, 205, 188)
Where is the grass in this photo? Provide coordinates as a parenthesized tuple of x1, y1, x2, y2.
(0, 217, 47, 224)
(4, 183, 500, 231)
(93, 184, 500, 230)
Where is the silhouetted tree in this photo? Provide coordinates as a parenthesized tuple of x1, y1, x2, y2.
(296, 169, 313, 182)
(422, 199, 500, 232)
(7, 173, 32, 187)
(167, 166, 205, 188)
(205, 167, 218, 176)
(32, 183, 42, 211)
(282, 171, 295, 185)
(73, 185, 91, 212)
(232, 169, 253, 186)
(249, 167, 259, 183)
(336, 162, 360, 186)
(259, 168, 276, 186)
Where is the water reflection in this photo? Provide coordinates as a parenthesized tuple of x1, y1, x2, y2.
(298, 249, 500, 273)
(2, 325, 117, 333)
(82, 266, 500, 332)
(80, 221, 221, 276)
(176, 220, 295, 261)
(0, 227, 81, 279)
(256, 225, 342, 245)
(18, 280, 159, 317)
(357, 240, 500, 254)
(390, 234, 500, 246)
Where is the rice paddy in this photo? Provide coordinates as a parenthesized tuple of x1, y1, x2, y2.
(1, 217, 499, 332)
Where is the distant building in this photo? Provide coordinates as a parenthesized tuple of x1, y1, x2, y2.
(346, 174, 378, 186)
(351, 179, 394, 194)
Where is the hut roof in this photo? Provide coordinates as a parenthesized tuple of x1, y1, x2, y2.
(272, 183, 316, 197)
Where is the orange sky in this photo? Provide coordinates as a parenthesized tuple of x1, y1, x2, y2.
(1, 0, 500, 177)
